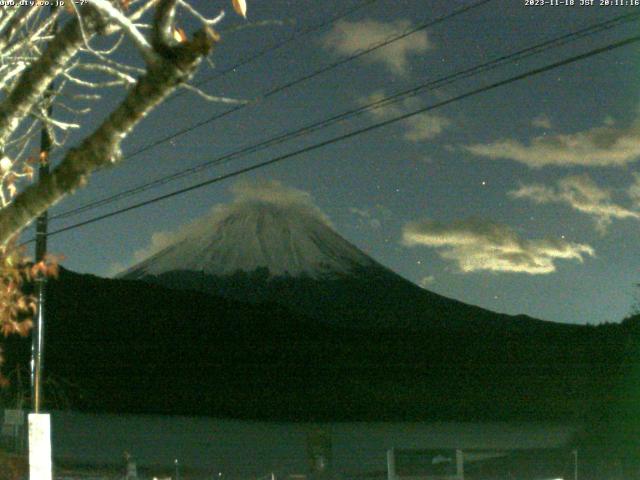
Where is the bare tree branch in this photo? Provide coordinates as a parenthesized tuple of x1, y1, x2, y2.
(0, 0, 249, 351)
(88, 0, 159, 64)
(0, 7, 107, 149)
(0, 28, 218, 244)
(153, 0, 179, 50)
(0, 7, 38, 51)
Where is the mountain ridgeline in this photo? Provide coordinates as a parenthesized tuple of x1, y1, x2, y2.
(7, 193, 639, 425)
(8, 267, 634, 424)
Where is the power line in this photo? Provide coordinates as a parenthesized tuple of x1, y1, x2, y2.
(164, 0, 381, 104)
(30, 32, 640, 242)
(189, 0, 381, 91)
(51, 10, 640, 221)
(117, 0, 496, 161)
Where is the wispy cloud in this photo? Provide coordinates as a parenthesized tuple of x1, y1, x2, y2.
(402, 218, 594, 274)
(350, 207, 381, 230)
(322, 19, 432, 75)
(359, 91, 451, 142)
(509, 174, 640, 233)
(350, 204, 393, 230)
(108, 230, 177, 277)
(464, 117, 640, 168)
(627, 172, 640, 208)
(419, 275, 435, 288)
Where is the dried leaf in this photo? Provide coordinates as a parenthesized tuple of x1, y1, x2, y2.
(15, 320, 32, 337)
(16, 297, 27, 311)
(46, 262, 59, 279)
(172, 28, 187, 43)
(232, 0, 247, 18)
(30, 261, 48, 278)
(205, 27, 221, 43)
(1, 322, 15, 337)
(23, 165, 34, 181)
(37, 261, 47, 275)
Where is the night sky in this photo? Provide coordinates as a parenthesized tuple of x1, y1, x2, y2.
(32, 0, 640, 325)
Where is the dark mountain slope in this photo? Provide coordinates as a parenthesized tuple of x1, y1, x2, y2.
(3, 268, 633, 423)
(143, 265, 564, 331)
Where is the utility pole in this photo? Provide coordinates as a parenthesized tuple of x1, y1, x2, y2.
(28, 62, 54, 480)
(31, 123, 50, 413)
(31, 1, 57, 417)
(29, 7, 56, 480)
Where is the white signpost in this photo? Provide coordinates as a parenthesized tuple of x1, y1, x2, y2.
(28, 413, 52, 480)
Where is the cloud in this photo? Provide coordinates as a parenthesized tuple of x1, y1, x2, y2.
(350, 204, 393, 230)
(107, 262, 127, 278)
(228, 179, 332, 226)
(110, 229, 182, 277)
(419, 275, 435, 288)
(402, 218, 594, 274)
(322, 19, 432, 75)
(627, 172, 640, 208)
(532, 114, 552, 129)
(360, 91, 451, 142)
(112, 180, 332, 276)
(464, 118, 640, 168)
(509, 174, 640, 233)
(350, 207, 381, 230)
(110, 228, 191, 277)
(131, 231, 178, 265)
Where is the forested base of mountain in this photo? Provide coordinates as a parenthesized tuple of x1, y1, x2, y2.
(2, 268, 637, 428)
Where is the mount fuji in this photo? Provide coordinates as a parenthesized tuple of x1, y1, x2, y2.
(6, 182, 635, 424)
(120, 188, 376, 279)
(119, 181, 538, 330)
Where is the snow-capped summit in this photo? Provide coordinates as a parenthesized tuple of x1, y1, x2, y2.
(120, 181, 375, 280)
